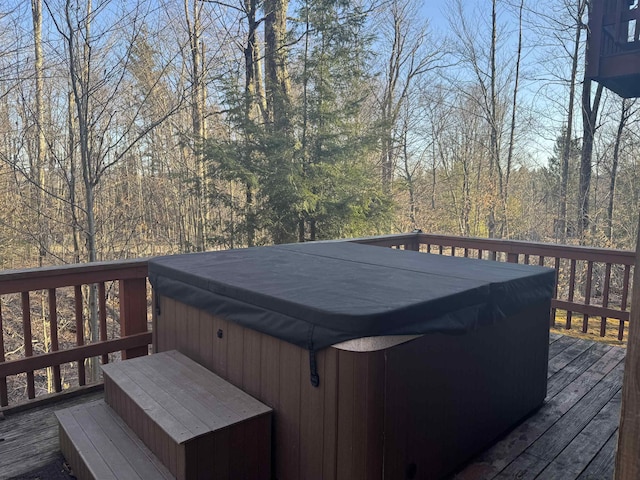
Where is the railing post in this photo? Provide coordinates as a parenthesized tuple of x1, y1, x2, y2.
(119, 278, 148, 360)
(408, 233, 421, 251)
(615, 217, 640, 479)
(507, 253, 518, 263)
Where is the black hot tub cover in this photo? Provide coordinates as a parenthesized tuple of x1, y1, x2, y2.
(148, 241, 556, 351)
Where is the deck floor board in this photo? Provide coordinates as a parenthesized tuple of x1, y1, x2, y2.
(0, 335, 626, 480)
(455, 335, 625, 480)
(0, 390, 103, 479)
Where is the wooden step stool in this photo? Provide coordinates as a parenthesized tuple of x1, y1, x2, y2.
(57, 350, 272, 480)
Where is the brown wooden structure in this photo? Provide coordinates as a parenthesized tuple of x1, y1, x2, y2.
(153, 293, 550, 480)
(1, 333, 625, 479)
(614, 221, 640, 480)
(587, 0, 640, 98)
(56, 350, 272, 480)
(0, 232, 635, 409)
(0, 232, 637, 478)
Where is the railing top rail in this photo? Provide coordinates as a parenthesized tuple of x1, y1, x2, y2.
(0, 232, 634, 293)
(417, 233, 635, 265)
(0, 258, 149, 294)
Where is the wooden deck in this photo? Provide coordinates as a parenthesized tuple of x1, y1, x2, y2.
(455, 332, 626, 480)
(0, 334, 625, 480)
(0, 389, 104, 479)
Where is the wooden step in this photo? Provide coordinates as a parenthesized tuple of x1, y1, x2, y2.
(102, 350, 272, 480)
(56, 400, 173, 480)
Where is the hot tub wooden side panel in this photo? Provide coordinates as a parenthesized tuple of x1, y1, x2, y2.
(382, 301, 551, 480)
(155, 296, 550, 480)
(155, 296, 385, 480)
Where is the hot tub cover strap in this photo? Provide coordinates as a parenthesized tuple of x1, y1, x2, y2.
(308, 325, 319, 387)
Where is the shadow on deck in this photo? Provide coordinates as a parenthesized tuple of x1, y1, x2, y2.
(455, 332, 624, 480)
(0, 333, 624, 480)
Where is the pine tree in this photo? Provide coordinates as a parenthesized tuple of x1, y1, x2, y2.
(291, 0, 391, 241)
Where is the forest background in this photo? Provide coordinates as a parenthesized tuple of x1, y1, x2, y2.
(1, 0, 639, 272)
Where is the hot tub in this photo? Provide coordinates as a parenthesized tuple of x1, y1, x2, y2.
(148, 241, 555, 480)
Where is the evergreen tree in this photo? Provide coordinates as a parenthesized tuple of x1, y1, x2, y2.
(290, 0, 391, 241)
(546, 128, 581, 239)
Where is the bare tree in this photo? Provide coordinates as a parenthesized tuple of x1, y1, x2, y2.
(43, 0, 183, 377)
(606, 98, 635, 243)
(502, 0, 525, 237)
(559, 0, 587, 241)
(577, 0, 603, 242)
(378, 0, 443, 192)
(184, 0, 209, 251)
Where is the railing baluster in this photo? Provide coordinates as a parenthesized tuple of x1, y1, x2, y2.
(0, 259, 150, 407)
(582, 262, 594, 333)
(451, 246, 456, 256)
(21, 292, 35, 399)
(620, 264, 631, 340)
(601, 263, 612, 337)
(48, 288, 62, 393)
(0, 300, 8, 407)
(552, 258, 561, 327)
(439, 245, 444, 255)
(406, 234, 635, 340)
(74, 285, 86, 386)
(99, 282, 108, 365)
(464, 248, 469, 258)
(566, 260, 577, 330)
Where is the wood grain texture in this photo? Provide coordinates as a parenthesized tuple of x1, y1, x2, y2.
(48, 288, 63, 392)
(4, 332, 627, 480)
(537, 392, 621, 479)
(0, 332, 152, 378)
(277, 337, 302, 480)
(299, 346, 325, 480)
(546, 342, 615, 398)
(156, 297, 554, 480)
(578, 431, 617, 480)
(614, 218, 640, 480)
(119, 277, 148, 359)
(102, 349, 271, 480)
(322, 348, 339, 480)
(0, 390, 103, 478)
(456, 336, 626, 480)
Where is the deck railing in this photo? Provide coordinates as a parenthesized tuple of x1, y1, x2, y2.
(0, 260, 151, 408)
(0, 232, 634, 407)
(354, 232, 635, 342)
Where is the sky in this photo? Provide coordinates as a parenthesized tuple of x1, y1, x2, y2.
(421, 0, 448, 31)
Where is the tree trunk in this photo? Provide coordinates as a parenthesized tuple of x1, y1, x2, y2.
(559, 0, 585, 242)
(185, 0, 207, 251)
(32, 0, 54, 391)
(487, 0, 500, 238)
(503, 0, 524, 238)
(578, 76, 603, 243)
(607, 99, 630, 243)
(65, 0, 101, 381)
(264, 0, 290, 129)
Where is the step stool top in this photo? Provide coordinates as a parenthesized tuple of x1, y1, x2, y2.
(102, 350, 272, 444)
